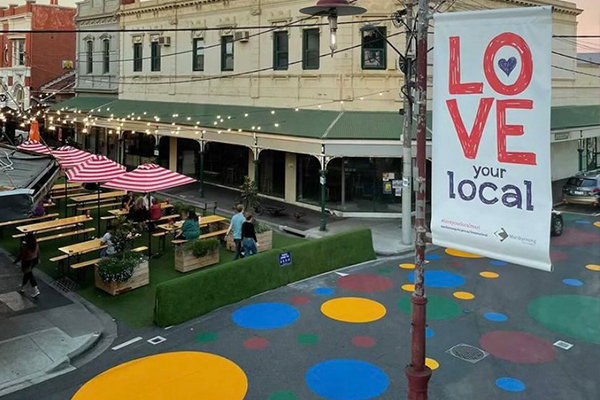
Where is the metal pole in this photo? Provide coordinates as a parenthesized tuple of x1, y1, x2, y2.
(319, 168, 327, 231)
(405, 0, 432, 398)
(402, 2, 415, 245)
(199, 149, 205, 198)
(253, 159, 259, 186)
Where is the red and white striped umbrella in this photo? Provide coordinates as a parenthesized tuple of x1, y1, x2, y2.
(102, 163, 196, 193)
(66, 155, 126, 183)
(53, 146, 94, 170)
(17, 140, 53, 155)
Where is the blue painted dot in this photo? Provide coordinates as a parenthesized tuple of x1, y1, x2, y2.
(306, 359, 389, 400)
(408, 270, 465, 288)
(562, 279, 583, 287)
(426, 254, 441, 261)
(575, 220, 591, 225)
(426, 327, 434, 338)
(313, 288, 335, 295)
(484, 312, 508, 322)
(232, 303, 299, 330)
(490, 260, 508, 266)
(496, 377, 526, 392)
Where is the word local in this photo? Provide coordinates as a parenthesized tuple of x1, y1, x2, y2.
(447, 32, 537, 166)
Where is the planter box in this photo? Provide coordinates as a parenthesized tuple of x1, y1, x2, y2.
(226, 230, 272, 253)
(94, 259, 149, 296)
(175, 247, 220, 273)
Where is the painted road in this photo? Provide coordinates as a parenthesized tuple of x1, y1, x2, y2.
(4, 215, 600, 400)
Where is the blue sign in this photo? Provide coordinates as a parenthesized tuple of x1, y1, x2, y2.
(279, 252, 292, 267)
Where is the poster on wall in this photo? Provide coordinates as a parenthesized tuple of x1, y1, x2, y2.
(431, 7, 553, 271)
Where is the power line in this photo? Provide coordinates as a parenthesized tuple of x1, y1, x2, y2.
(552, 51, 600, 66)
(552, 64, 600, 78)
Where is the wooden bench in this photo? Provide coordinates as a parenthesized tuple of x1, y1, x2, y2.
(68, 198, 118, 208)
(77, 202, 122, 212)
(171, 229, 229, 245)
(49, 254, 69, 263)
(0, 213, 59, 229)
(13, 223, 79, 239)
(70, 246, 149, 270)
(38, 227, 95, 243)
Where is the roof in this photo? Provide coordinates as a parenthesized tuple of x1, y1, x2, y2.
(40, 71, 76, 94)
(0, 145, 57, 191)
(50, 97, 599, 140)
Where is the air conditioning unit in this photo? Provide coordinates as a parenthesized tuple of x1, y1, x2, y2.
(234, 31, 250, 42)
(158, 36, 171, 46)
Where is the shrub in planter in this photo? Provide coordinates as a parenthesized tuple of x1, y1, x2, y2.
(95, 251, 150, 296)
(175, 238, 220, 273)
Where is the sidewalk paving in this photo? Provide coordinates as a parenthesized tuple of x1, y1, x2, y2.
(0, 252, 111, 397)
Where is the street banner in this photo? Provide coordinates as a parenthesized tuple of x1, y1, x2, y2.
(431, 7, 553, 271)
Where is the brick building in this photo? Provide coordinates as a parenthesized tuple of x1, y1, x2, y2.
(0, 0, 76, 111)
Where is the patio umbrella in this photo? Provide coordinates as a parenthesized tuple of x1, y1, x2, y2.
(52, 146, 95, 215)
(103, 163, 197, 254)
(17, 140, 53, 155)
(66, 155, 127, 232)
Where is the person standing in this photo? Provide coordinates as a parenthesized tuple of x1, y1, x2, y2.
(226, 204, 246, 260)
(241, 214, 258, 257)
(14, 233, 40, 298)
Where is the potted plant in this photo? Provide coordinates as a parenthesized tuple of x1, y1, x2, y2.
(226, 219, 273, 253)
(175, 238, 220, 273)
(239, 177, 262, 215)
(173, 201, 195, 218)
(93, 217, 149, 296)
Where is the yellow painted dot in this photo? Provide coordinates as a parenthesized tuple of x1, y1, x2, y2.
(400, 263, 416, 270)
(593, 221, 600, 228)
(321, 297, 386, 323)
(586, 264, 600, 272)
(480, 271, 499, 279)
(425, 357, 439, 370)
(445, 248, 484, 259)
(454, 291, 475, 300)
(72, 352, 248, 400)
(401, 284, 415, 292)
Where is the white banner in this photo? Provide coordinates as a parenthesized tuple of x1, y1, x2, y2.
(432, 7, 553, 271)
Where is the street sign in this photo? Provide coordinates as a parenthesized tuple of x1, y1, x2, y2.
(431, 7, 553, 271)
(279, 252, 292, 267)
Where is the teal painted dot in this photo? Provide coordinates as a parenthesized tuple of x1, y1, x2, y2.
(195, 332, 218, 343)
(398, 295, 462, 320)
(298, 334, 319, 345)
(269, 391, 297, 400)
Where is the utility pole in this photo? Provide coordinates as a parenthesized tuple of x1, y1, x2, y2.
(405, 0, 432, 398)
(401, 1, 415, 245)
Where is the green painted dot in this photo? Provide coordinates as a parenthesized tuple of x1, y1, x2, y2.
(297, 334, 319, 345)
(529, 295, 600, 344)
(195, 332, 218, 343)
(377, 267, 393, 274)
(269, 391, 298, 400)
(398, 295, 462, 320)
(562, 214, 580, 222)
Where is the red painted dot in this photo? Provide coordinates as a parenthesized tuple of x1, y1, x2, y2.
(352, 336, 377, 348)
(337, 274, 394, 293)
(550, 250, 568, 263)
(290, 296, 311, 305)
(480, 331, 556, 364)
(244, 337, 269, 349)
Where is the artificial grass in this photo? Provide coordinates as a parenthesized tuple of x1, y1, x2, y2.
(155, 229, 376, 327)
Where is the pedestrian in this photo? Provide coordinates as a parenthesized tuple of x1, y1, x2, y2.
(99, 222, 116, 258)
(241, 214, 259, 257)
(14, 233, 40, 298)
(32, 199, 45, 217)
(226, 204, 246, 259)
(176, 210, 201, 240)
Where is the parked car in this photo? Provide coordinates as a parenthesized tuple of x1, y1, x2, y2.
(551, 209, 563, 236)
(562, 170, 600, 207)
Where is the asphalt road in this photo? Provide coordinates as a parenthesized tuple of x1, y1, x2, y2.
(3, 215, 600, 400)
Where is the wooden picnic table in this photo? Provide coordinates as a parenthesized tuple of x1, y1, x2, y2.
(71, 191, 127, 203)
(157, 215, 227, 233)
(51, 182, 83, 191)
(108, 203, 174, 217)
(58, 238, 105, 257)
(17, 215, 92, 234)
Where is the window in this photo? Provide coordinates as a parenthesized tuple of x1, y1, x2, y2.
(362, 27, 387, 70)
(273, 31, 289, 70)
(86, 40, 93, 74)
(151, 41, 161, 72)
(221, 35, 234, 71)
(133, 43, 143, 72)
(192, 38, 204, 71)
(302, 29, 320, 70)
(12, 39, 25, 66)
(102, 39, 110, 74)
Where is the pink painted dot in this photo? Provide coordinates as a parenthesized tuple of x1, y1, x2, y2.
(290, 296, 311, 305)
(351, 336, 377, 348)
(480, 331, 556, 364)
(244, 337, 269, 349)
(338, 274, 394, 293)
(550, 250, 568, 263)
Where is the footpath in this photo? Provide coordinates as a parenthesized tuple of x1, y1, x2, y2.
(0, 251, 115, 397)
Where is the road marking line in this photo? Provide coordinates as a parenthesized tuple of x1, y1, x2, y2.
(164, 326, 173, 330)
(147, 336, 167, 345)
(112, 336, 143, 351)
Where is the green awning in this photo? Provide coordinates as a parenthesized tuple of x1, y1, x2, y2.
(49, 96, 116, 112)
(551, 105, 600, 131)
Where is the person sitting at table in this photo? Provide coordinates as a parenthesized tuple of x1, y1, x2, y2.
(32, 199, 46, 217)
(100, 222, 117, 258)
(148, 198, 163, 231)
(143, 192, 155, 210)
(176, 210, 200, 241)
(121, 192, 134, 211)
(131, 197, 149, 223)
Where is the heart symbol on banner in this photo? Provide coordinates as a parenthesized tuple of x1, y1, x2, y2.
(498, 57, 517, 77)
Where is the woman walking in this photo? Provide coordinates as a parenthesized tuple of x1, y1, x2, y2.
(241, 214, 259, 257)
(15, 233, 40, 298)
